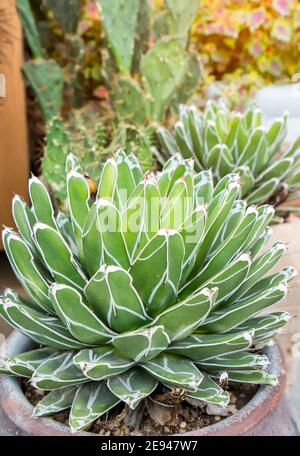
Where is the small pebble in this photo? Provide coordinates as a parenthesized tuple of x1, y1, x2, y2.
(214, 416, 221, 422)
(180, 421, 187, 429)
(164, 426, 170, 433)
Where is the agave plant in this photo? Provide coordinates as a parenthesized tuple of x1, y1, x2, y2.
(0, 151, 294, 432)
(158, 102, 300, 218)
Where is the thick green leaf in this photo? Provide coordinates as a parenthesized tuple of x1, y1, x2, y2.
(2, 229, 53, 313)
(122, 175, 161, 261)
(234, 312, 291, 340)
(49, 283, 115, 345)
(67, 171, 91, 257)
(181, 254, 251, 305)
(186, 374, 230, 407)
(112, 326, 170, 362)
(81, 203, 104, 277)
(247, 179, 280, 205)
(227, 242, 286, 304)
(142, 353, 202, 392)
(33, 386, 78, 417)
(196, 352, 269, 371)
(31, 352, 88, 390)
(223, 370, 278, 386)
(108, 367, 158, 409)
(69, 382, 120, 432)
(169, 331, 253, 360)
(28, 176, 57, 230)
(6, 348, 59, 377)
(84, 265, 149, 333)
(130, 230, 185, 316)
(12, 195, 38, 256)
(95, 200, 130, 269)
(0, 298, 84, 349)
(74, 347, 134, 381)
(34, 224, 87, 291)
(152, 287, 216, 341)
(198, 284, 287, 333)
(96, 158, 118, 202)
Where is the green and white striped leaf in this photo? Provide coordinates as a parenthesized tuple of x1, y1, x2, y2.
(69, 382, 120, 432)
(107, 367, 158, 409)
(33, 386, 78, 417)
(28, 176, 57, 229)
(161, 174, 194, 230)
(227, 242, 286, 304)
(84, 265, 149, 333)
(180, 205, 206, 270)
(196, 351, 269, 371)
(186, 374, 230, 407)
(115, 149, 143, 208)
(185, 207, 257, 295)
(96, 158, 118, 202)
(236, 267, 295, 304)
(234, 312, 291, 340)
(56, 212, 78, 257)
(2, 229, 53, 313)
(6, 348, 59, 377)
(67, 171, 91, 257)
(181, 253, 251, 304)
(198, 284, 287, 333)
(256, 158, 294, 183)
(49, 283, 115, 345)
(112, 326, 170, 362)
(142, 353, 202, 392)
(34, 223, 87, 292)
(152, 287, 216, 341)
(81, 203, 104, 277)
(194, 170, 214, 205)
(234, 166, 255, 198)
(192, 176, 240, 271)
(74, 347, 134, 381)
(95, 199, 130, 269)
(206, 144, 235, 180)
(247, 179, 280, 205)
(121, 174, 161, 261)
(221, 369, 278, 386)
(168, 331, 253, 361)
(31, 351, 88, 390)
(130, 229, 185, 316)
(12, 195, 38, 256)
(0, 298, 84, 349)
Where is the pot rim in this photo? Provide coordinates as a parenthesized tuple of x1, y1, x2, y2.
(0, 330, 287, 436)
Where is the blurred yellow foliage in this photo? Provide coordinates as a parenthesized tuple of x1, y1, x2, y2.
(154, 0, 300, 107)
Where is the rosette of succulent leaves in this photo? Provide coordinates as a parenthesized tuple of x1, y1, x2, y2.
(0, 150, 294, 432)
(158, 102, 300, 222)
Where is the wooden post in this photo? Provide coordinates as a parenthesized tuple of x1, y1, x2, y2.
(0, 0, 29, 250)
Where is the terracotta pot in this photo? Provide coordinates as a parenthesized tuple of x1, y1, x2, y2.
(0, 331, 298, 436)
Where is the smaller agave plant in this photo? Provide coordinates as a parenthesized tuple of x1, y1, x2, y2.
(0, 151, 295, 432)
(158, 102, 300, 219)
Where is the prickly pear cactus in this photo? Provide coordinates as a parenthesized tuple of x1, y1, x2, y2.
(16, 0, 44, 58)
(42, 0, 81, 34)
(98, 0, 141, 74)
(42, 118, 71, 203)
(98, 0, 201, 126)
(22, 60, 64, 121)
(42, 112, 155, 206)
